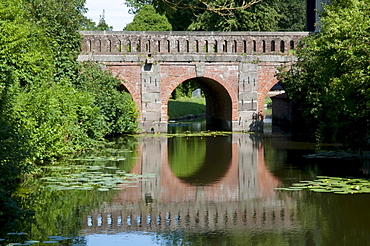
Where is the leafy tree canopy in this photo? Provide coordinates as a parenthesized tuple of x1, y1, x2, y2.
(0, 0, 54, 90)
(82, 10, 113, 31)
(278, 0, 370, 150)
(125, 4, 172, 31)
(188, 0, 280, 31)
(125, 0, 306, 31)
(96, 10, 113, 31)
(24, 0, 87, 81)
(0, 0, 138, 163)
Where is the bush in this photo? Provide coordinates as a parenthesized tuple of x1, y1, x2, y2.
(75, 62, 139, 135)
(4, 80, 104, 161)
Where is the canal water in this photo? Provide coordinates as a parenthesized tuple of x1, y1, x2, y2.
(1, 121, 370, 245)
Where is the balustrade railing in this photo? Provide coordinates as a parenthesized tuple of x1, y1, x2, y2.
(80, 31, 309, 56)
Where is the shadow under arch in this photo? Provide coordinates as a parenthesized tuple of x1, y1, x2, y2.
(168, 135, 232, 186)
(168, 77, 233, 131)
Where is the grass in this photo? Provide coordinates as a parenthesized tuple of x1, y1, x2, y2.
(168, 97, 206, 119)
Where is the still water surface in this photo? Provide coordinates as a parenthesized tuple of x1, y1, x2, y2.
(2, 122, 370, 245)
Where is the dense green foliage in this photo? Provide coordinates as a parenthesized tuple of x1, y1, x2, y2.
(81, 10, 114, 31)
(125, 0, 306, 31)
(75, 62, 138, 135)
(95, 10, 114, 31)
(24, 0, 87, 81)
(0, 0, 139, 227)
(125, 4, 172, 31)
(4, 81, 103, 161)
(0, 0, 138, 162)
(188, 0, 280, 31)
(278, 0, 370, 150)
(0, 0, 53, 90)
(171, 80, 201, 99)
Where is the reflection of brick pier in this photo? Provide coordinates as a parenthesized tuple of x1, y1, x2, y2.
(83, 134, 298, 234)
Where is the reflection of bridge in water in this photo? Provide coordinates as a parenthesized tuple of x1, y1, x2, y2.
(83, 134, 299, 234)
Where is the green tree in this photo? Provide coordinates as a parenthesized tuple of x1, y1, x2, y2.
(188, 0, 280, 31)
(0, 0, 54, 92)
(96, 10, 113, 31)
(278, 0, 370, 150)
(124, 4, 172, 31)
(80, 16, 98, 30)
(24, 0, 87, 81)
(276, 0, 306, 31)
(125, 0, 306, 31)
(0, 0, 138, 162)
(5, 81, 104, 161)
(75, 62, 138, 135)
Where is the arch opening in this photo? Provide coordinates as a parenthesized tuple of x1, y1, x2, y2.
(168, 77, 233, 131)
(263, 82, 289, 134)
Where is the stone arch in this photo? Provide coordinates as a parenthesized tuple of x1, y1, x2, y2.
(117, 82, 141, 116)
(257, 64, 281, 113)
(162, 76, 235, 131)
(106, 66, 142, 119)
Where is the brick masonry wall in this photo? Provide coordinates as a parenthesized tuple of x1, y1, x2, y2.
(257, 62, 291, 113)
(78, 32, 308, 131)
(107, 62, 142, 119)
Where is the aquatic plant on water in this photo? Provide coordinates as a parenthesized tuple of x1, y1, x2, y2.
(275, 176, 370, 194)
(39, 155, 155, 191)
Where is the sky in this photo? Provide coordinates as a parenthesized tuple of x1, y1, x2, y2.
(85, 0, 135, 31)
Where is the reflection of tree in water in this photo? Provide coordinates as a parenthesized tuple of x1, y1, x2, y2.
(0, 119, 32, 232)
(168, 136, 232, 185)
(0, 135, 139, 242)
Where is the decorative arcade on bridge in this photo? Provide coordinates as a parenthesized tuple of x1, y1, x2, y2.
(78, 31, 309, 132)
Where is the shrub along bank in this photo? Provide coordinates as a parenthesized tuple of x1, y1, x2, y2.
(0, 0, 138, 190)
(278, 0, 370, 151)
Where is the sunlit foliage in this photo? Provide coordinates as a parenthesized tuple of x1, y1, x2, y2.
(125, 4, 172, 31)
(278, 0, 370, 150)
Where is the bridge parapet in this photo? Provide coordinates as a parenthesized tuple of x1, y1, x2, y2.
(80, 31, 309, 56)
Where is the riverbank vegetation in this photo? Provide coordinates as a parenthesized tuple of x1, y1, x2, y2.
(0, 0, 138, 164)
(0, 0, 138, 221)
(278, 0, 370, 151)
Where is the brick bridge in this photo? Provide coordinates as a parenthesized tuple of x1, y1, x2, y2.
(83, 134, 300, 234)
(78, 31, 309, 132)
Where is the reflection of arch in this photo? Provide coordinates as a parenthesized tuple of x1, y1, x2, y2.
(168, 136, 232, 186)
(164, 77, 234, 131)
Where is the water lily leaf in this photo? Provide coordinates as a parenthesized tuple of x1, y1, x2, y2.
(48, 236, 71, 240)
(287, 188, 304, 191)
(7, 232, 27, 235)
(291, 183, 308, 187)
(97, 188, 110, 191)
(311, 189, 332, 193)
(25, 240, 40, 244)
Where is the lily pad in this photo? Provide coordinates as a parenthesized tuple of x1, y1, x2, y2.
(25, 240, 41, 244)
(278, 176, 370, 195)
(48, 236, 71, 240)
